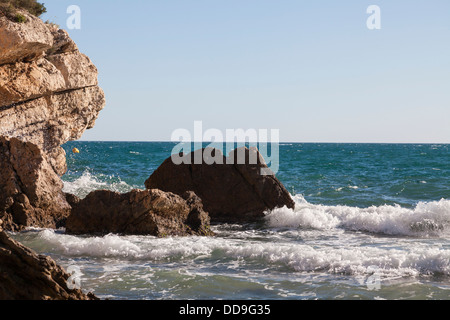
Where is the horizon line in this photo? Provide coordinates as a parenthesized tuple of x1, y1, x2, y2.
(75, 140, 450, 145)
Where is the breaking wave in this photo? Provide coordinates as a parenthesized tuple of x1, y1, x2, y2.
(265, 195, 450, 237)
(16, 228, 450, 279)
(62, 171, 134, 199)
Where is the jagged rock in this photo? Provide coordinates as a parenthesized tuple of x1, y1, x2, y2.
(0, 58, 65, 105)
(145, 147, 295, 223)
(0, 75, 104, 178)
(46, 24, 78, 55)
(0, 219, 98, 300)
(46, 51, 98, 89)
(66, 189, 213, 237)
(64, 192, 80, 208)
(0, 9, 105, 300)
(0, 11, 105, 176)
(0, 136, 71, 231)
(0, 11, 53, 65)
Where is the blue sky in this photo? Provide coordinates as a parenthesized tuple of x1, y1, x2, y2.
(41, 1, 450, 143)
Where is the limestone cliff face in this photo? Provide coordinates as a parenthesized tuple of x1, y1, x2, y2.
(0, 11, 105, 231)
(0, 11, 103, 300)
(0, 11, 105, 176)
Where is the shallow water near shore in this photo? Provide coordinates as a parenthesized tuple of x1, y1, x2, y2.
(10, 142, 450, 300)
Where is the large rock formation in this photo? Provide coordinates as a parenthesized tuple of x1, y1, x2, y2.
(66, 189, 213, 237)
(0, 11, 105, 230)
(0, 11, 105, 176)
(0, 219, 97, 300)
(145, 147, 295, 223)
(0, 9, 104, 300)
(0, 136, 71, 231)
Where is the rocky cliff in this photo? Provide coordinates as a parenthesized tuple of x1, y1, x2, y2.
(0, 11, 104, 175)
(0, 11, 105, 231)
(0, 9, 103, 300)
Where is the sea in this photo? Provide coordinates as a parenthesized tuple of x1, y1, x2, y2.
(10, 142, 450, 300)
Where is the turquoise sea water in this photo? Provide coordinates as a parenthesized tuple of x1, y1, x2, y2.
(12, 142, 450, 300)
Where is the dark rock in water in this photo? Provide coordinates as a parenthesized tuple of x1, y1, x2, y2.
(0, 219, 97, 300)
(66, 189, 213, 237)
(0, 136, 71, 231)
(145, 147, 295, 223)
(64, 192, 81, 208)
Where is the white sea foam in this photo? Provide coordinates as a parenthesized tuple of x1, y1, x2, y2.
(38, 230, 143, 257)
(29, 228, 450, 279)
(36, 229, 216, 260)
(335, 185, 360, 192)
(16, 189, 450, 289)
(221, 241, 450, 277)
(62, 171, 134, 198)
(265, 195, 450, 237)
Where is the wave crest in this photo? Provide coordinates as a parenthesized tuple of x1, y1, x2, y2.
(20, 228, 450, 278)
(265, 195, 450, 236)
(62, 171, 134, 199)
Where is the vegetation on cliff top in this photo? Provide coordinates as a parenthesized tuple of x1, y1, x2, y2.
(0, 0, 46, 22)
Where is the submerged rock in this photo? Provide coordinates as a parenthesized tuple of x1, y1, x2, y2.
(0, 219, 98, 300)
(145, 147, 295, 223)
(66, 189, 213, 237)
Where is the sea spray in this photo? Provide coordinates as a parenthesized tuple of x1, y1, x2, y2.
(265, 195, 450, 237)
(14, 228, 450, 280)
(62, 170, 134, 199)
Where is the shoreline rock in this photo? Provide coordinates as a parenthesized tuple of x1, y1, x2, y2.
(0, 12, 105, 231)
(0, 136, 71, 231)
(145, 147, 295, 223)
(0, 11, 105, 299)
(0, 219, 98, 300)
(66, 189, 214, 237)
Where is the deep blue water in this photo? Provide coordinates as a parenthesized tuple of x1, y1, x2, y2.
(62, 142, 450, 208)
